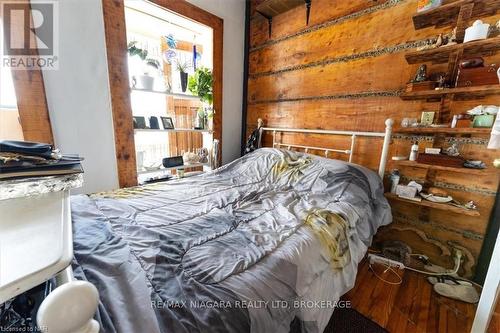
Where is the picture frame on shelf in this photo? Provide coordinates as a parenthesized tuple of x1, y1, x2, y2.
(161, 116, 175, 130)
(421, 111, 435, 126)
(133, 116, 147, 129)
(149, 116, 160, 129)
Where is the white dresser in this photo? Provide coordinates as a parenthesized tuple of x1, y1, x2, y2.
(0, 174, 100, 333)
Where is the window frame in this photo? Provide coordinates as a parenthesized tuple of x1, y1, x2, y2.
(0, 2, 54, 144)
(102, 0, 223, 188)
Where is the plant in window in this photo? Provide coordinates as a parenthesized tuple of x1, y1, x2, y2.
(128, 41, 162, 91)
(188, 67, 214, 130)
(188, 67, 213, 105)
(175, 58, 191, 92)
(127, 41, 148, 60)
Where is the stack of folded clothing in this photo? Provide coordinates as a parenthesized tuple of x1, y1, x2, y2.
(0, 141, 83, 180)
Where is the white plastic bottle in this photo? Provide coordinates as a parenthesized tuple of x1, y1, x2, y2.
(409, 142, 419, 161)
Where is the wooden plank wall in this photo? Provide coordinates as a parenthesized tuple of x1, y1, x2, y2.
(167, 97, 203, 157)
(245, 0, 500, 278)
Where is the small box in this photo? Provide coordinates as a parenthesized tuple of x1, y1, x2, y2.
(456, 64, 499, 87)
(417, 154, 465, 168)
(451, 114, 473, 128)
(473, 115, 495, 128)
(162, 156, 184, 168)
(396, 185, 418, 199)
(406, 81, 436, 92)
(425, 148, 441, 155)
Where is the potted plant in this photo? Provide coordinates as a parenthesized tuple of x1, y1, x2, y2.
(128, 41, 161, 91)
(175, 59, 191, 93)
(188, 67, 214, 130)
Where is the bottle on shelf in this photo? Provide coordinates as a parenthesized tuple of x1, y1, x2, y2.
(409, 141, 419, 161)
(390, 169, 401, 194)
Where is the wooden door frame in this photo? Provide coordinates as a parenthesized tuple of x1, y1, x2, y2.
(102, 0, 223, 188)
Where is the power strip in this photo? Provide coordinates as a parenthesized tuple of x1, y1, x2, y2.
(368, 254, 405, 270)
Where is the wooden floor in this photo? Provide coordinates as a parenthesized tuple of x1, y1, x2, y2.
(343, 259, 478, 333)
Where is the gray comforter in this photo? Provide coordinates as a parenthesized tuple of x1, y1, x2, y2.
(71, 148, 391, 333)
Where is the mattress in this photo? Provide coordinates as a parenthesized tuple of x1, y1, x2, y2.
(70, 148, 392, 333)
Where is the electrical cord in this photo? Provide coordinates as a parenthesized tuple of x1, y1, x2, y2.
(404, 250, 462, 276)
(368, 262, 403, 285)
(366, 250, 484, 288)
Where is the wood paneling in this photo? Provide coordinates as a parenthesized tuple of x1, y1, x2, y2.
(247, 98, 438, 132)
(245, 0, 500, 277)
(11, 68, 54, 144)
(102, 0, 138, 188)
(345, 259, 477, 333)
(249, 1, 458, 75)
(250, 0, 392, 48)
(489, 296, 500, 333)
(167, 97, 203, 157)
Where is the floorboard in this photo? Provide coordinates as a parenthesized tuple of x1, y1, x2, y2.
(343, 259, 478, 333)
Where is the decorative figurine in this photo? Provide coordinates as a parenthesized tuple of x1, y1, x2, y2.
(417, 39, 435, 51)
(411, 64, 427, 83)
(198, 148, 209, 163)
(434, 33, 444, 48)
(465, 201, 477, 210)
(409, 142, 419, 161)
(436, 74, 447, 89)
(429, 72, 449, 90)
(445, 27, 458, 46)
(445, 143, 460, 157)
(489, 20, 500, 38)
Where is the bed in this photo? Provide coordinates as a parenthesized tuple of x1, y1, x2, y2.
(70, 146, 392, 333)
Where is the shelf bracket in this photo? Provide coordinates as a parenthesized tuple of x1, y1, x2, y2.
(455, 2, 475, 43)
(305, 0, 312, 25)
(256, 10, 273, 38)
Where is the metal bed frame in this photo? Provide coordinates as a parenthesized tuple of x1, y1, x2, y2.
(256, 118, 394, 178)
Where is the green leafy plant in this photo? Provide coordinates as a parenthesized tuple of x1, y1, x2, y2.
(145, 58, 161, 70)
(128, 42, 161, 73)
(127, 41, 148, 60)
(175, 58, 191, 73)
(188, 67, 213, 105)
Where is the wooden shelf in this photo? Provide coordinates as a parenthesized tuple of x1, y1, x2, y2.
(255, 0, 304, 17)
(137, 162, 209, 175)
(385, 193, 480, 216)
(392, 160, 492, 175)
(400, 85, 500, 101)
(134, 128, 212, 134)
(405, 37, 500, 64)
(395, 127, 491, 135)
(131, 88, 200, 100)
(412, 0, 500, 30)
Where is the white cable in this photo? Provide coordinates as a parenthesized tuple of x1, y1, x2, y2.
(405, 250, 462, 276)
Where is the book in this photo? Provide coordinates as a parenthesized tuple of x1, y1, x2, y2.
(0, 161, 83, 180)
(0, 155, 83, 179)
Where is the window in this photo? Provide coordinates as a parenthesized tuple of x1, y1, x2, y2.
(0, 43, 23, 140)
(0, 65, 18, 108)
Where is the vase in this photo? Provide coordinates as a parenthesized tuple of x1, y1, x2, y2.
(180, 72, 188, 92)
(132, 75, 154, 91)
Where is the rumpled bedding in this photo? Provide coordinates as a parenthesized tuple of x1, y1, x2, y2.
(71, 148, 392, 333)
